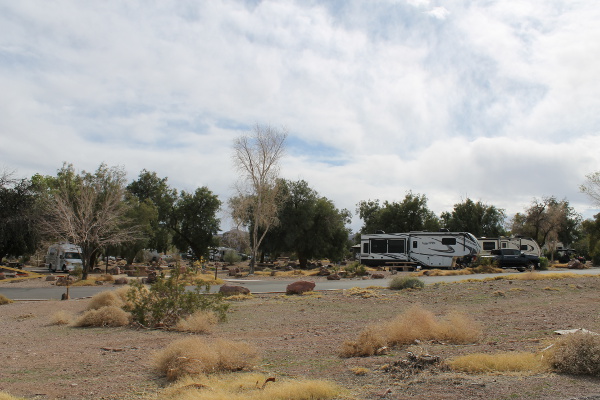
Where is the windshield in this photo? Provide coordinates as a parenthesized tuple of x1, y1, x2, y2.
(64, 252, 81, 259)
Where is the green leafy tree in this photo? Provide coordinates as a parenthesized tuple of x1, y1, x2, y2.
(168, 187, 221, 261)
(440, 198, 506, 237)
(263, 180, 351, 268)
(0, 172, 42, 258)
(581, 215, 600, 265)
(356, 191, 440, 234)
(127, 170, 177, 253)
(117, 195, 158, 264)
(510, 197, 581, 249)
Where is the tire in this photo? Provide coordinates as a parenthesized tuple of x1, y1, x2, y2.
(62, 265, 67, 272)
(49, 264, 56, 273)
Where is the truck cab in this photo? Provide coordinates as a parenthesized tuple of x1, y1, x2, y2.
(46, 243, 83, 273)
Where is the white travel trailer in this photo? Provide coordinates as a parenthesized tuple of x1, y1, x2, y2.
(360, 231, 480, 269)
(477, 236, 541, 257)
(46, 242, 83, 272)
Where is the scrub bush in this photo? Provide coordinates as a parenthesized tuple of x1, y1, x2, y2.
(389, 276, 425, 290)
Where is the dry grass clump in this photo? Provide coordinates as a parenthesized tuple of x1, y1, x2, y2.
(448, 352, 548, 374)
(154, 337, 260, 381)
(349, 367, 370, 376)
(549, 332, 600, 376)
(345, 287, 379, 298)
(0, 294, 13, 305)
(74, 306, 131, 327)
(341, 305, 481, 358)
(50, 310, 73, 325)
(174, 310, 218, 333)
(192, 273, 225, 285)
(504, 272, 581, 281)
(159, 373, 343, 400)
(417, 264, 502, 277)
(225, 294, 254, 301)
(87, 290, 126, 310)
(0, 392, 27, 400)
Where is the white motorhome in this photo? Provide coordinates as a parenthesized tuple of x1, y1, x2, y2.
(477, 236, 541, 257)
(46, 242, 83, 272)
(209, 247, 235, 262)
(360, 231, 480, 269)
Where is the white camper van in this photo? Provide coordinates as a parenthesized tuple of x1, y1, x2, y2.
(360, 231, 480, 269)
(46, 243, 83, 272)
(477, 236, 541, 257)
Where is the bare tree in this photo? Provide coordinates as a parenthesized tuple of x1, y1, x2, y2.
(581, 171, 600, 207)
(41, 164, 140, 280)
(231, 124, 287, 273)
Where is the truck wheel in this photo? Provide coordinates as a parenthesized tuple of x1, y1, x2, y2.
(62, 265, 67, 272)
(49, 264, 56, 273)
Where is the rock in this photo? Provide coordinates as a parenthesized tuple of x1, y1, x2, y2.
(114, 277, 128, 285)
(219, 285, 251, 296)
(146, 271, 158, 284)
(45, 275, 57, 281)
(0, 273, 4, 280)
(109, 267, 121, 275)
(371, 273, 385, 279)
(327, 274, 341, 280)
(286, 280, 316, 295)
(228, 267, 241, 276)
(94, 280, 104, 285)
(317, 267, 331, 276)
(61, 293, 70, 300)
(568, 260, 584, 269)
(56, 276, 75, 286)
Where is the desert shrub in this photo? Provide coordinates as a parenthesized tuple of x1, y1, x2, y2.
(71, 266, 83, 279)
(350, 367, 370, 376)
(174, 310, 218, 333)
(344, 261, 368, 276)
(538, 256, 549, 270)
(345, 287, 378, 298)
(341, 305, 481, 357)
(0, 294, 13, 305)
(389, 276, 425, 290)
(159, 373, 342, 400)
(448, 352, 547, 373)
(126, 268, 229, 328)
(74, 306, 131, 327)
(223, 250, 241, 265)
(50, 310, 72, 325)
(87, 290, 125, 310)
(470, 263, 503, 274)
(550, 332, 600, 376)
(154, 337, 260, 381)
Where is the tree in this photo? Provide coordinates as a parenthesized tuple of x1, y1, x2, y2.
(0, 172, 41, 258)
(440, 198, 506, 237)
(127, 170, 177, 253)
(510, 197, 581, 250)
(356, 192, 440, 234)
(580, 171, 600, 207)
(581, 214, 600, 265)
(231, 124, 287, 273)
(262, 179, 351, 268)
(168, 187, 221, 262)
(40, 163, 140, 280)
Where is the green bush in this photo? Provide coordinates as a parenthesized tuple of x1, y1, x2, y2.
(538, 256, 549, 270)
(389, 276, 425, 290)
(223, 250, 241, 265)
(71, 266, 83, 279)
(344, 261, 368, 276)
(125, 268, 229, 328)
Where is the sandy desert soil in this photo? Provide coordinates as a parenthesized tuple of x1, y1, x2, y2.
(1, 271, 600, 400)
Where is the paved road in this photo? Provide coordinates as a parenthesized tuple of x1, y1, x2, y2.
(1, 268, 599, 300)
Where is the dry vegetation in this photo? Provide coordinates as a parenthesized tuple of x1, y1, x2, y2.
(2, 272, 600, 399)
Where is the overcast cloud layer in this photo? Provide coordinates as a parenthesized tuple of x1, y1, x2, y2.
(1, 0, 599, 232)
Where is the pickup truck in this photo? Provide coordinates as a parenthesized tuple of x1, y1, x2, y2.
(485, 248, 540, 271)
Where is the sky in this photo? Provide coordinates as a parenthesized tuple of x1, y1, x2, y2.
(1, 0, 599, 233)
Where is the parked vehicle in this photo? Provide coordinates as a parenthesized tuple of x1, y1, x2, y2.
(478, 236, 541, 257)
(483, 248, 540, 271)
(46, 243, 83, 273)
(359, 231, 480, 269)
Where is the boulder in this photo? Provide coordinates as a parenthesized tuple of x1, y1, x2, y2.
(114, 277, 128, 285)
(286, 280, 316, 295)
(317, 267, 331, 276)
(568, 260, 585, 269)
(371, 273, 385, 279)
(0, 273, 4, 280)
(326, 274, 341, 280)
(219, 285, 251, 296)
(228, 267, 241, 277)
(45, 275, 57, 281)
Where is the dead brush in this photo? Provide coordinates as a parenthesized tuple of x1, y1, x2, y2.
(448, 351, 548, 374)
(87, 289, 126, 310)
(345, 287, 379, 298)
(50, 310, 72, 325)
(0, 391, 27, 400)
(74, 306, 131, 327)
(340, 305, 481, 357)
(154, 337, 260, 381)
(158, 373, 343, 400)
(549, 332, 600, 376)
(174, 310, 218, 333)
(0, 294, 13, 305)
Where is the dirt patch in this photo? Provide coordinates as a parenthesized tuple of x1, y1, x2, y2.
(1, 274, 600, 399)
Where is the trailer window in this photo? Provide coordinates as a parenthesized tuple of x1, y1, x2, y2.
(371, 239, 387, 253)
(64, 252, 81, 259)
(413, 241, 418, 248)
(441, 238, 456, 245)
(482, 242, 496, 250)
(388, 239, 405, 254)
(363, 243, 369, 253)
(520, 245, 528, 251)
(501, 242, 508, 248)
